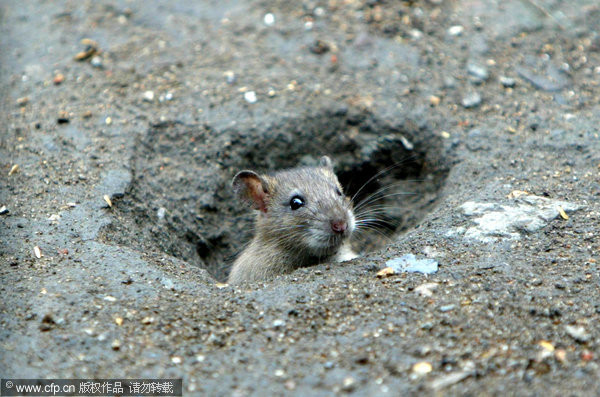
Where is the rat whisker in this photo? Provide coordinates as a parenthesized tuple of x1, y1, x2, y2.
(354, 206, 400, 217)
(353, 226, 394, 245)
(353, 179, 422, 202)
(348, 155, 418, 203)
(354, 190, 416, 212)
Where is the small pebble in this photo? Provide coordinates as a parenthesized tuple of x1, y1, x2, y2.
(410, 29, 423, 40)
(554, 349, 567, 362)
(309, 40, 330, 54)
(421, 322, 434, 330)
(376, 267, 395, 278)
(8, 164, 19, 176)
(284, 380, 296, 390)
(0, 205, 8, 215)
(399, 135, 414, 150)
(103, 195, 113, 208)
(439, 304, 455, 313)
(53, 73, 65, 85)
(467, 62, 489, 82)
(415, 282, 439, 297)
(57, 111, 70, 124)
(500, 76, 516, 88)
(565, 325, 590, 343)
(581, 350, 593, 361)
(412, 361, 433, 376)
(341, 377, 356, 392)
(244, 91, 257, 103)
(39, 313, 56, 331)
(111, 339, 121, 350)
(272, 319, 286, 328)
(274, 369, 285, 377)
(33, 246, 42, 259)
(448, 25, 464, 36)
(143, 91, 155, 102)
(461, 92, 482, 108)
(90, 56, 103, 68)
(263, 13, 275, 26)
(74, 38, 98, 61)
(16, 97, 29, 106)
(224, 70, 236, 84)
(429, 370, 472, 390)
(105, 117, 112, 125)
(171, 356, 182, 364)
(157, 207, 166, 219)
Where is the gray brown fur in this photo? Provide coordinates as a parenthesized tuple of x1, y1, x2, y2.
(228, 157, 356, 284)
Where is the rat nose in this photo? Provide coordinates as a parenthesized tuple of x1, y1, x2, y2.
(331, 220, 347, 234)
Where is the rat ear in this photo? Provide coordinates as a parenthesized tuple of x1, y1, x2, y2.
(232, 171, 270, 213)
(319, 156, 333, 169)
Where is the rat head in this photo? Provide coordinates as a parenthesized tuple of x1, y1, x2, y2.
(232, 156, 355, 257)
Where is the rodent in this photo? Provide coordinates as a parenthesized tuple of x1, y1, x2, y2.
(227, 156, 357, 284)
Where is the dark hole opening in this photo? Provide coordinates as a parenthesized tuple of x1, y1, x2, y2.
(98, 111, 449, 282)
(336, 151, 426, 253)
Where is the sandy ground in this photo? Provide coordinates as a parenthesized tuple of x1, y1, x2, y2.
(1, 0, 600, 395)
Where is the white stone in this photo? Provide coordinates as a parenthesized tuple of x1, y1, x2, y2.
(263, 13, 275, 26)
(448, 25, 464, 36)
(244, 91, 257, 103)
(142, 90, 155, 102)
(458, 194, 583, 243)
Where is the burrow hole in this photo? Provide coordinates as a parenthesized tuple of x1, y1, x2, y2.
(100, 109, 449, 281)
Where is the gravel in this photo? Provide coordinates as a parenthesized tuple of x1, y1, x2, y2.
(1, 1, 599, 395)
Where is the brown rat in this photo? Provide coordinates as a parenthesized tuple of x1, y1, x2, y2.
(228, 156, 356, 284)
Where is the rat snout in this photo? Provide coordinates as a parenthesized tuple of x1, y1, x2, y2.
(330, 219, 348, 234)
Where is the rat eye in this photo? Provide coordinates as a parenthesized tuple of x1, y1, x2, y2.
(335, 188, 342, 196)
(289, 195, 305, 210)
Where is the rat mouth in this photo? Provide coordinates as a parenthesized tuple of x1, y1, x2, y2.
(305, 230, 348, 254)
